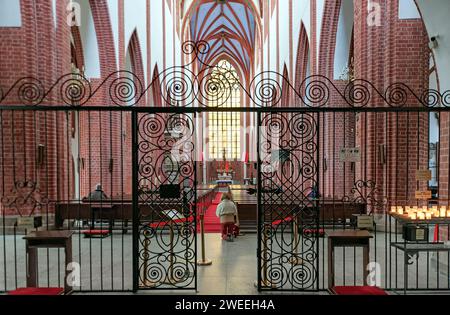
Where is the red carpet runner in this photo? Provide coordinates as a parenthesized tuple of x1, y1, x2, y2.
(199, 193, 222, 233)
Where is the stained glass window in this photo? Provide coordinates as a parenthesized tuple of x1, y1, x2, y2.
(208, 60, 241, 160)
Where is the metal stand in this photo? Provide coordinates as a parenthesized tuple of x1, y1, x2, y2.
(290, 216, 304, 265)
(24, 231, 74, 295)
(142, 221, 185, 287)
(162, 221, 184, 285)
(255, 226, 276, 289)
(197, 213, 212, 266)
(141, 238, 157, 288)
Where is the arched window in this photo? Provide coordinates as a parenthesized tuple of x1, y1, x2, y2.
(334, 0, 354, 80)
(208, 60, 242, 160)
(0, 0, 21, 27)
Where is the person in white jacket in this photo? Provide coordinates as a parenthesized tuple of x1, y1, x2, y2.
(216, 192, 238, 241)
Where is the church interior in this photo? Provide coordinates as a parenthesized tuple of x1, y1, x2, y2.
(1, 0, 450, 296)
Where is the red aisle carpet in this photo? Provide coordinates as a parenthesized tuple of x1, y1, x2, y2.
(8, 287, 65, 295)
(199, 193, 222, 233)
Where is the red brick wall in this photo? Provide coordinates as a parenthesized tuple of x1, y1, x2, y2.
(121, 31, 146, 195)
(0, 0, 72, 215)
(353, 0, 429, 211)
(297, 0, 431, 207)
(77, 0, 121, 198)
(316, 0, 357, 199)
(0, 0, 125, 217)
(440, 113, 450, 202)
(71, 26, 85, 70)
(294, 23, 309, 99)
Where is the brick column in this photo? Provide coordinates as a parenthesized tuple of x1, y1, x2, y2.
(354, 0, 429, 211)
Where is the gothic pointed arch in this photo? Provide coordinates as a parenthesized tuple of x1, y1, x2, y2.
(295, 22, 310, 102)
(126, 30, 145, 105)
(281, 64, 290, 107)
(318, 0, 353, 79)
(71, 25, 85, 71)
(86, 0, 118, 75)
(151, 65, 163, 107)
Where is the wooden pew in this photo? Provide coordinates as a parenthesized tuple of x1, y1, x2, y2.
(230, 187, 366, 232)
(55, 186, 217, 231)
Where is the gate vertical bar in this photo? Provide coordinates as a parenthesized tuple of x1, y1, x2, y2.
(194, 112, 198, 292)
(131, 111, 139, 293)
(257, 110, 262, 291)
(316, 111, 321, 292)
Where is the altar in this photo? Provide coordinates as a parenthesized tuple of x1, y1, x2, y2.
(218, 172, 232, 180)
(214, 150, 235, 186)
(217, 171, 233, 184)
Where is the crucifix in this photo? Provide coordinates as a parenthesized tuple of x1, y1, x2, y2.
(221, 148, 228, 174)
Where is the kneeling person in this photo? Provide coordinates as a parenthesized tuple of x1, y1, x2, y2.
(216, 193, 238, 241)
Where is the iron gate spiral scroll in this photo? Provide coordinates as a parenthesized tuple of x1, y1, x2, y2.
(134, 113, 197, 290)
(258, 112, 320, 291)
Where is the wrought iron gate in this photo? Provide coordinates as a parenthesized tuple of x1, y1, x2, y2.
(257, 112, 320, 291)
(2, 41, 450, 295)
(133, 112, 197, 291)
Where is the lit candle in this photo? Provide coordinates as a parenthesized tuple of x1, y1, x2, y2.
(410, 213, 417, 220)
(426, 213, 432, 220)
(398, 208, 404, 215)
(422, 206, 428, 212)
(391, 206, 397, 213)
(418, 212, 425, 220)
(447, 211, 450, 218)
(441, 207, 447, 218)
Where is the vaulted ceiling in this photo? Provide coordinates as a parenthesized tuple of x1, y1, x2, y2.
(186, 0, 259, 77)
